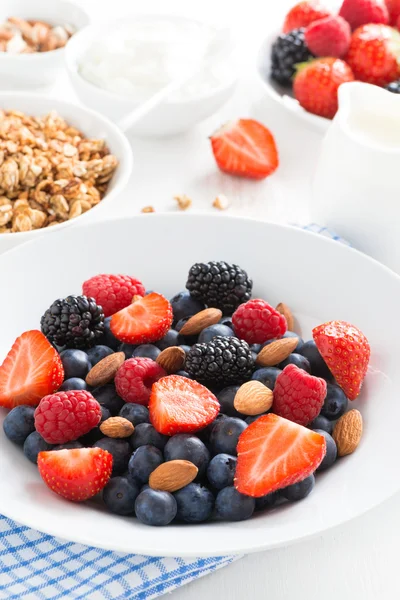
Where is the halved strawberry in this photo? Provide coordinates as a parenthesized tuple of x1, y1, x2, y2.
(110, 292, 173, 344)
(38, 448, 113, 502)
(210, 119, 279, 180)
(235, 414, 326, 497)
(0, 330, 64, 408)
(149, 375, 220, 435)
(312, 320, 370, 400)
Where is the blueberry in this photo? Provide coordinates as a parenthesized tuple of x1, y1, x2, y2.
(100, 317, 120, 350)
(251, 367, 281, 391)
(156, 329, 180, 351)
(132, 344, 160, 360)
(175, 317, 198, 345)
(170, 290, 205, 324)
(53, 441, 83, 451)
(135, 489, 177, 526)
(206, 453, 236, 489)
(103, 476, 140, 515)
(23, 432, 53, 464)
(86, 345, 114, 366)
(314, 430, 337, 471)
(176, 369, 192, 378)
(197, 414, 228, 444)
(310, 414, 333, 434)
(220, 316, 233, 329)
(279, 353, 311, 372)
(3, 405, 35, 446)
(60, 349, 91, 380)
(129, 423, 168, 451)
(179, 345, 191, 354)
(164, 434, 210, 478)
(298, 341, 331, 379)
(250, 344, 261, 353)
(128, 445, 163, 484)
(217, 386, 242, 418)
(59, 377, 88, 391)
(119, 404, 149, 426)
(320, 383, 348, 420)
(94, 438, 131, 474)
(215, 486, 255, 521)
(100, 405, 112, 421)
(283, 331, 304, 352)
(198, 324, 234, 344)
(281, 474, 315, 501)
(79, 425, 104, 446)
(118, 343, 137, 359)
(245, 414, 268, 425)
(209, 417, 247, 456)
(255, 491, 283, 511)
(92, 383, 124, 415)
(174, 483, 214, 523)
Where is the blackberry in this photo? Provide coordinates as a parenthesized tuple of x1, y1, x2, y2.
(41, 295, 104, 349)
(186, 336, 254, 386)
(186, 261, 252, 314)
(386, 80, 400, 93)
(271, 29, 313, 87)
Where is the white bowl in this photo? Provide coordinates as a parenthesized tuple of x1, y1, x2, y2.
(0, 0, 89, 90)
(0, 92, 133, 255)
(65, 15, 238, 137)
(257, 30, 330, 132)
(0, 213, 398, 557)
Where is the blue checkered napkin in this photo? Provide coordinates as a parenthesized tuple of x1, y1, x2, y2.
(0, 225, 348, 600)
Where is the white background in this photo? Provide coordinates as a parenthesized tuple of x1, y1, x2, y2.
(61, 0, 399, 598)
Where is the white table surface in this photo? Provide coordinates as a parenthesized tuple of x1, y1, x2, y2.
(55, 0, 399, 598)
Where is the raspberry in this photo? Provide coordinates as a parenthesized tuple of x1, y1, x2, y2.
(114, 357, 166, 406)
(305, 15, 351, 58)
(34, 390, 102, 444)
(272, 364, 327, 426)
(82, 274, 145, 318)
(339, 0, 389, 29)
(232, 299, 287, 344)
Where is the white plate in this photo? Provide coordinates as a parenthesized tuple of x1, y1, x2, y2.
(0, 214, 398, 557)
(257, 30, 330, 132)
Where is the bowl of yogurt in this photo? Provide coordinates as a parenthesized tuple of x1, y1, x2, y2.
(65, 15, 238, 137)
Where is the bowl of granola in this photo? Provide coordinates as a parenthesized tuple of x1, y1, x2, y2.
(0, 92, 133, 254)
(0, 0, 89, 89)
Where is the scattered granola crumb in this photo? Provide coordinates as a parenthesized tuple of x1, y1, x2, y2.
(213, 194, 230, 210)
(174, 194, 192, 211)
(141, 206, 155, 213)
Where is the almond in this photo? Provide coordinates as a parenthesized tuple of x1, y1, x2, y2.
(332, 409, 363, 457)
(156, 346, 186, 374)
(149, 460, 198, 492)
(233, 380, 273, 416)
(86, 352, 125, 387)
(100, 416, 134, 438)
(179, 308, 223, 336)
(276, 302, 294, 331)
(256, 337, 298, 367)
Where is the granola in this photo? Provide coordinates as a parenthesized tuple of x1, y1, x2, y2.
(0, 110, 118, 234)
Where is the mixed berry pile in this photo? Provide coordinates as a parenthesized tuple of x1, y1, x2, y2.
(0, 261, 370, 526)
(270, 0, 400, 119)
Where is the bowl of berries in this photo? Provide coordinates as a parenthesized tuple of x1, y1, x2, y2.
(0, 213, 398, 557)
(258, 0, 400, 129)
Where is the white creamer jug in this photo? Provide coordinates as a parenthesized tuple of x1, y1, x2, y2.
(311, 81, 400, 273)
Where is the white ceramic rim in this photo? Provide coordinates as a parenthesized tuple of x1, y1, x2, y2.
(65, 14, 239, 106)
(0, 91, 133, 241)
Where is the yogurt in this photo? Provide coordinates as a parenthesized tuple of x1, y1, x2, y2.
(78, 17, 235, 104)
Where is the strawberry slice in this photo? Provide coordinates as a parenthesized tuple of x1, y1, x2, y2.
(149, 375, 220, 435)
(38, 448, 113, 502)
(312, 320, 370, 400)
(0, 330, 64, 408)
(235, 414, 326, 497)
(110, 292, 173, 344)
(210, 119, 279, 180)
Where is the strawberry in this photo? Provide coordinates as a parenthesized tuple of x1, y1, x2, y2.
(293, 58, 355, 119)
(386, 0, 400, 24)
(234, 414, 326, 497)
(110, 292, 173, 345)
(305, 15, 351, 58)
(312, 320, 370, 400)
(339, 0, 389, 30)
(346, 24, 400, 85)
(38, 448, 113, 502)
(283, 1, 331, 33)
(210, 119, 279, 180)
(149, 375, 220, 435)
(0, 330, 64, 408)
